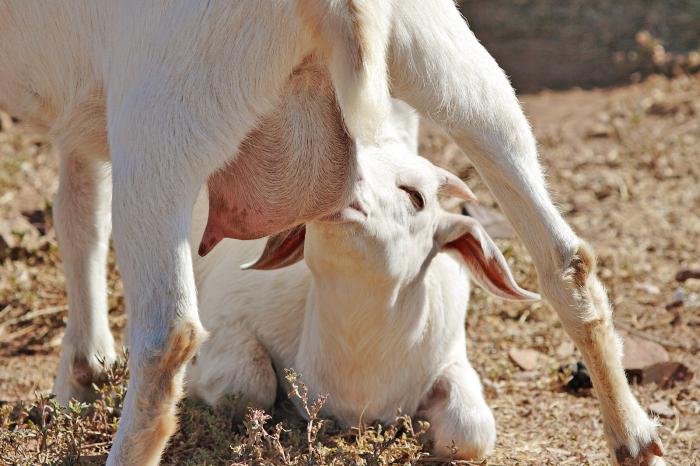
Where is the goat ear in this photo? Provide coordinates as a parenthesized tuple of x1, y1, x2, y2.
(436, 213, 539, 301)
(434, 165, 478, 202)
(241, 224, 306, 271)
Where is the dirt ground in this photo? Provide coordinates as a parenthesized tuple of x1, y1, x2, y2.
(1, 73, 699, 465)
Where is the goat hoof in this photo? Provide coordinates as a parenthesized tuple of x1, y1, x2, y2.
(615, 438, 665, 466)
(53, 352, 115, 404)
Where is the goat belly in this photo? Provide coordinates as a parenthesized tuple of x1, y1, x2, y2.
(199, 56, 357, 255)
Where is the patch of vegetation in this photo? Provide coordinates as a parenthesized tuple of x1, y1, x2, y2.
(1, 363, 435, 465)
(0, 359, 126, 465)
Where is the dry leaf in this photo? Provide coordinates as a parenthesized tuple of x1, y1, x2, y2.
(648, 401, 674, 418)
(556, 340, 575, 359)
(621, 334, 669, 370)
(508, 348, 542, 371)
(626, 361, 693, 389)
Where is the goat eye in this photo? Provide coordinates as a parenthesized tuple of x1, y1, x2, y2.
(399, 185, 425, 210)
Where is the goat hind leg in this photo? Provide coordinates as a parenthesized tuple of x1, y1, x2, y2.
(390, 2, 663, 464)
(52, 154, 116, 404)
(186, 322, 277, 422)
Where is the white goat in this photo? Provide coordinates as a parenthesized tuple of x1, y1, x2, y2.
(0, 1, 662, 464)
(188, 102, 539, 459)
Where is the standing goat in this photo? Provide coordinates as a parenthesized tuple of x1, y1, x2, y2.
(0, 1, 662, 464)
(188, 102, 538, 460)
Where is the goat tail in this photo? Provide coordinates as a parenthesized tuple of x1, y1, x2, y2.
(298, 0, 393, 144)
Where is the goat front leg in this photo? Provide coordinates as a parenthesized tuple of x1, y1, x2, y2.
(105, 109, 219, 465)
(390, 2, 663, 464)
(53, 154, 116, 404)
(419, 359, 496, 460)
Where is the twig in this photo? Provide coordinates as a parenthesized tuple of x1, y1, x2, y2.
(0, 304, 14, 322)
(676, 269, 700, 282)
(614, 320, 697, 353)
(80, 441, 112, 450)
(0, 305, 67, 328)
(0, 325, 35, 343)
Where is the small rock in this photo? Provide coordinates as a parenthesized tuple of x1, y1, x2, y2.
(508, 348, 542, 371)
(685, 292, 700, 310)
(648, 401, 674, 418)
(621, 334, 669, 370)
(16, 268, 31, 290)
(635, 282, 660, 295)
(586, 123, 614, 138)
(606, 149, 620, 165)
(647, 101, 679, 116)
(666, 287, 684, 309)
(555, 340, 575, 359)
(672, 287, 684, 301)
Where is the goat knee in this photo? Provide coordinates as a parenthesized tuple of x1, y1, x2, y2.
(111, 318, 207, 466)
(540, 242, 624, 366)
(539, 242, 610, 328)
(419, 365, 495, 460)
(429, 401, 496, 460)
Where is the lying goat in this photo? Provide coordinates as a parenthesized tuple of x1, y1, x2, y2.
(0, 1, 662, 464)
(188, 115, 538, 459)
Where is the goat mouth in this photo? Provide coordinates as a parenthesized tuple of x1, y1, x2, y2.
(318, 199, 367, 224)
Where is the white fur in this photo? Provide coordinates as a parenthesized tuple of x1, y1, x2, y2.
(188, 130, 497, 459)
(0, 1, 662, 464)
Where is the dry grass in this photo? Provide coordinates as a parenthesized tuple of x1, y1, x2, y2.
(1, 362, 434, 465)
(1, 73, 700, 465)
(0, 359, 126, 465)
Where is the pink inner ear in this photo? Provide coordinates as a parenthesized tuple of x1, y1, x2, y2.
(446, 236, 521, 298)
(242, 224, 306, 270)
(445, 227, 539, 301)
(197, 55, 355, 257)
